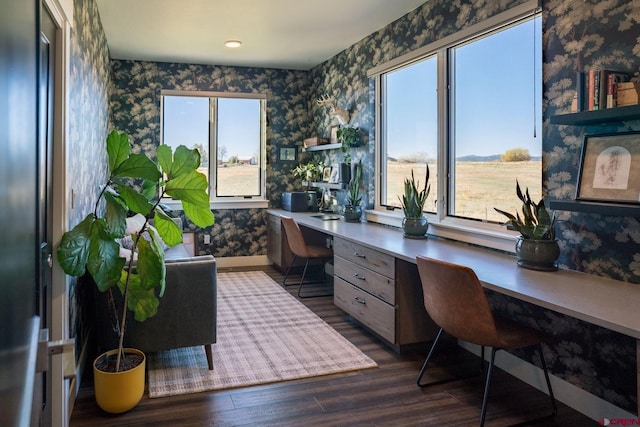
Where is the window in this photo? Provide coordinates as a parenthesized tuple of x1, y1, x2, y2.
(381, 55, 438, 213)
(161, 91, 267, 207)
(370, 3, 541, 251)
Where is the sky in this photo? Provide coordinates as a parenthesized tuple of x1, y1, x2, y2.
(163, 96, 259, 160)
(386, 17, 542, 159)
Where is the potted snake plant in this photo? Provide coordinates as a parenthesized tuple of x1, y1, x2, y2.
(343, 159, 362, 222)
(399, 164, 430, 238)
(494, 181, 559, 271)
(56, 130, 214, 413)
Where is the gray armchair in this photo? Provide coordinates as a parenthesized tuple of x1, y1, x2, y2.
(94, 248, 217, 370)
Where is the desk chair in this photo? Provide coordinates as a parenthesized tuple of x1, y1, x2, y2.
(415, 256, 557, 426)
(281, 216, 333, 298)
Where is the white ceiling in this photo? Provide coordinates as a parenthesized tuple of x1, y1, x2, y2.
(95, 0, 427, 70)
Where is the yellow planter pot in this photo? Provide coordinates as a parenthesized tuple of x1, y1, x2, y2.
(93, 348, 145, 414)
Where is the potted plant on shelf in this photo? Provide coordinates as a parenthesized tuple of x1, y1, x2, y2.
(337, 126, 360, 164)
(399, 165, 430, 239)
(56, 130, 214, 413)
(343, 159, 363, 222)
(292, 161, 324, 185)
(494, 181, 559, 271)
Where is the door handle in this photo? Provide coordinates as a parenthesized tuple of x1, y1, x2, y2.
(37, 329, 76, 379)
(353, 273, 366, 280)
(353, 252, 366, 258)
(354, 296, 366, 305)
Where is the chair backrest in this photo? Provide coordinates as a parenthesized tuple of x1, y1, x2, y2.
(281, 216, 310, 258)
(416, 256, 500, 347)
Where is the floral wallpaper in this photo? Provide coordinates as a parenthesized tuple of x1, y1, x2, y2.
(69, 0, 640, 414)
(109, 61, 310, 257)
(67, 0, 111, 358)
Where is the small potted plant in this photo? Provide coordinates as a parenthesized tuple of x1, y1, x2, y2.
(56, 130, 214, 413)
(343, 159, 363, 222)
(337, 126, 360, 164)
(494, 181, 559, 271)
(292, 161, 324, 184)
(399, 165, 430, 238)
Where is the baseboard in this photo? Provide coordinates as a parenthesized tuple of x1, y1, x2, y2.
(215, 255, 270, 268)
(68, 332, 90, 421)
(458, 341, 636, 422)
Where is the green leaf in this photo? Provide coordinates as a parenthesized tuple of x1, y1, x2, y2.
(127, 276, 160, 322)
(164, 170, 210, 207)
(117, 184, 154, 216)
(87, 219, 126, 292)
(170, 145, 201, 178)
(141, 179, 158, 200)
(154, 209, 183, 247)
(182, 201, 215, 228)
(56, 214, 94, 277)
(136, 236, 165, 295)
(106, 130, 130, 173)
(112, 153, 162, 182)
(119, 271, 159, 322)
(104, 190, 127, 238)
(156, 144, 173, 177)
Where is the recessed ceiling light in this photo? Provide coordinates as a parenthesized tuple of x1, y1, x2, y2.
(224, 40, 242, 48)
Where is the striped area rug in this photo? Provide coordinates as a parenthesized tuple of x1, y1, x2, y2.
(147, 270, 377, 398)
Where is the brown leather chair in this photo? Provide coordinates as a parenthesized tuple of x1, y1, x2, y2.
(415, 256, 557, 426)
(281, 216, 333, 298)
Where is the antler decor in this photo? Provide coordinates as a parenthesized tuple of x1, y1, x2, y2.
(316, 94, 350, 125)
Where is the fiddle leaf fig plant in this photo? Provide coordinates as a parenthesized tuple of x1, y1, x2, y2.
(57, 130, 215, 371)
(494, 180, 556, 240)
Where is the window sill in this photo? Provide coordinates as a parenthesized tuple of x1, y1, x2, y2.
(161, 199, 269, 211)
(365, 209, 518, 253)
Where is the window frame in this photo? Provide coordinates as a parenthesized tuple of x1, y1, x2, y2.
(160, 90, 268, 210)
(368, 1, 541, 253)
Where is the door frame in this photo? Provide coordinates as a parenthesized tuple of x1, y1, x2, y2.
(41, 0, 71, 425)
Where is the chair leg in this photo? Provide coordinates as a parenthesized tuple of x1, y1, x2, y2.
(298, 258, 333, 298)
(283, 255, 298, 286)
(537, 343, 558, 416)
(417, 328, 443, 386)
(479, 347, 498, 427)
(204, 344, 213, 370)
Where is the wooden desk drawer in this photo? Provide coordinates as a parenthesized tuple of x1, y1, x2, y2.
(334, 255, 395, 305)
(333, 237, 395, 279)
(334, 277, 395, 343)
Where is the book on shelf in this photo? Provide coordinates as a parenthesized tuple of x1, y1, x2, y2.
(582, 69, 629, 111)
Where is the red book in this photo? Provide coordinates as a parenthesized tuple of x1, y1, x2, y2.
(588, 70, 595, 111)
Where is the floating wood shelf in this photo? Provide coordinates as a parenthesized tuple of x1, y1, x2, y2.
(550, 105, 640, 126)
(549, 200, 640, 217)
(302, 181, 346, 190)
(300, 143, 342, 152)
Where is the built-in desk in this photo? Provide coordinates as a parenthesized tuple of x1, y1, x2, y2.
(268, 209, 640, 418)
(268, 210, 640, 340)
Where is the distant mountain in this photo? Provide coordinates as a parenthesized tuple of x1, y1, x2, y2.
(457, 154, 501, 162)
(456, 155, 542, 162)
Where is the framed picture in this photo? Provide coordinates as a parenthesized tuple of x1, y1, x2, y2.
(329, 167, 339, 184)
(576, 132, 640, 204)
(322, 166, 332, 182)
(330, 125, 340, 145)
(279, 147, 297, 162)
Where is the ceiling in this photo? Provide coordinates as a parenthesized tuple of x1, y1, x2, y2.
(95, 0, 427, 70)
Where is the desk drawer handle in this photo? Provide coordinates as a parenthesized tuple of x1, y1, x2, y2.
(354, 296, 366, 305)
(353, 273, 366, 280)
(354, 252, 366, 258)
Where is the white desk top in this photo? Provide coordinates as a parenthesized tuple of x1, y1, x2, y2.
(269, 210, 640, 339)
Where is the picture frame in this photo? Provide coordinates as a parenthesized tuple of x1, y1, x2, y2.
(328, 167, 339, 184)
(322, 166, 332, 182)
(576, 131, 640, 204)
(330, 125, 339, 145)
(279, 147, 297, 162)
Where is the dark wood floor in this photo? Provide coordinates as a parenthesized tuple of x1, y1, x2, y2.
(70, 266, 597, 426)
